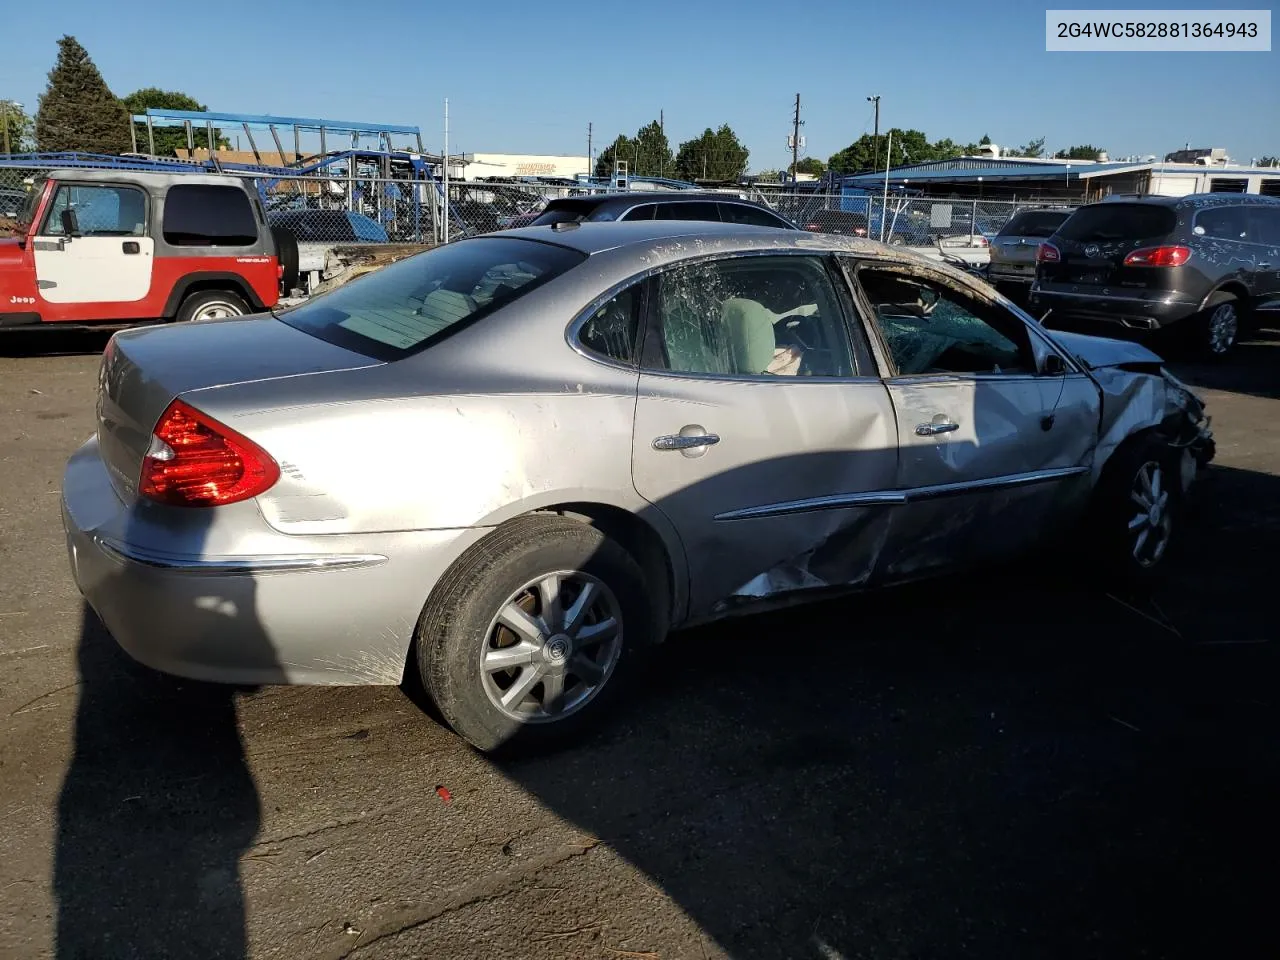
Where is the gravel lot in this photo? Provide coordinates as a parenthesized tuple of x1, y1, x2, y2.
(1, 324, 1277, 960)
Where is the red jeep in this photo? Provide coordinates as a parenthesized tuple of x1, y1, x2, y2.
(1, 169, 298, 329)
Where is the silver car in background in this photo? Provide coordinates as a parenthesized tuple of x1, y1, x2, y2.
(62, 220, 1214, 752)
(988, 207, 1075, 293)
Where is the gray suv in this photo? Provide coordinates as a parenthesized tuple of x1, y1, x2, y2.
(1031, 193, 1280, 358)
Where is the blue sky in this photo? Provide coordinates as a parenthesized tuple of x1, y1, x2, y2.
(1, 0, 1275, 168)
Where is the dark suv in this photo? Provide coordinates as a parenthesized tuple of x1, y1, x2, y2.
(1030, 193, 1280, 358)
(527, 192, 797, 230)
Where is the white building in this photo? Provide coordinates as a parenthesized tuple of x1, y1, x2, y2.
(461, 153, 591, 181)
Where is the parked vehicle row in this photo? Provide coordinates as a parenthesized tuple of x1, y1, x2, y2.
(1030, 193, 1280, 359)
(62, 219, 1215, 753)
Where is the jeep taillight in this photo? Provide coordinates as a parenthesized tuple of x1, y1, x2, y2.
(1123, 245, 1190, 267)
(1036, 242, 1061, 263)
(140, 399, 279, 507)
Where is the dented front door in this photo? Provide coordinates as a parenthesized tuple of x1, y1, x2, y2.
(848, 261, 1098, 580)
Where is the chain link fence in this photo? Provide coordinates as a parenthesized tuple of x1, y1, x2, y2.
(1, 159, 1075, 250)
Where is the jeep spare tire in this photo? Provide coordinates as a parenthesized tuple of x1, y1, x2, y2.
(271, 226, 300, 294)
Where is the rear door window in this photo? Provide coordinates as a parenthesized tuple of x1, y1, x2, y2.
(1245, 206, 1280, 246)
(1057, 204, 1177, 243)
(163, 184, 258, 246)
(718, 202, 790, 228)
(655, 202, 722, 221)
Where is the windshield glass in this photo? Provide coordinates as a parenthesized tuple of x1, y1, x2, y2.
(998, 210, 1071, 238)
(14, 179, 45, 230)
(278, 236, 586, 361)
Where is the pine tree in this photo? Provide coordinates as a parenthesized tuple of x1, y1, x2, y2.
(35, 35, 130, 154)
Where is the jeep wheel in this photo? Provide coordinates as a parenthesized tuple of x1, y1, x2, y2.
(176, 290, 251, 324)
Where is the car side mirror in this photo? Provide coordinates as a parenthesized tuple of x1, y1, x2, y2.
(1042, 354, 1067, 376)
(60, 208, 80, 238)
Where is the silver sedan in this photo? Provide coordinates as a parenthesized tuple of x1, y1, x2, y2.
(62, 220, 1215, 751)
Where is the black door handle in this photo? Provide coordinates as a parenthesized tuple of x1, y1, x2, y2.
(122, 241, 140, 254)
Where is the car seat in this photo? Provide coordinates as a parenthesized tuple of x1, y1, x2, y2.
(722, 297, 781, 375)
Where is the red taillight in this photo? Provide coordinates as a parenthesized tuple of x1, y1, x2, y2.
(140, 399, 280, 507)
(1036, 242, 1061, 263)
(1124, 245, 1190, 267)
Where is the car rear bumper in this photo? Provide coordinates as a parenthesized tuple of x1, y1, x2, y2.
(1029, 282, 1199, 330)
(61, 436, 481, 687)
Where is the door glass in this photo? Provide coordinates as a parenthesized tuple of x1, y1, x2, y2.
(44, 184, 146, 236)
(1246, 207, 1280, 246)
(1193, 206, 1248, 241)
(654, 201, 721, 221)
(647, 256, 855, 378)
(856, 268, 1036, 376)
(577, 284, 642, 365)
(718, 202, 790, 228)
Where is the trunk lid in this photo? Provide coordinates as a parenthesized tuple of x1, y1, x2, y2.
(96, 314, 380, 501)
(1038, 203, 1179, 289)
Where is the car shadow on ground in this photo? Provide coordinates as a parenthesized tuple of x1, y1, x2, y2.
(1171, 321, 1280, 402)
(51, 452, 1278, 958)
(0, 328, 116, 358)
(500, 459, 1279, 958)
(55, 493, 274, 959)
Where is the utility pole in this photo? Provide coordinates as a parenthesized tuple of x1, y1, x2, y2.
(442, 98, 450, 244)
(866, 95, 881, 172)
(791, 93, 802, 178)
(587, 121, 593, 177)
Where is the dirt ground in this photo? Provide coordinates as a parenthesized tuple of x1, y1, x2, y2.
(1, 323, 1277, 960)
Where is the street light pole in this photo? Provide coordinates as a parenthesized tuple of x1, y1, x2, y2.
(866, 95, 880, 172)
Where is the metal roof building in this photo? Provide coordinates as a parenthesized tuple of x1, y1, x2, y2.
(837, 157, 1280, 202)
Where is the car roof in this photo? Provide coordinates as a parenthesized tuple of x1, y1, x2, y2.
(43, 168, 251, 189)
(1095, 192, 1280, 208)
(546, 191, 767, 209)
(481, 218, 898, 260)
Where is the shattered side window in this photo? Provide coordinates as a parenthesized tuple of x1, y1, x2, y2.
(857, 268, 1036, 377)
(648, 256, 855, 378)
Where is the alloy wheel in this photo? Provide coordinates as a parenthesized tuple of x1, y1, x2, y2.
(480, 571, 624, 723)
(1128, 461, 1172, 568)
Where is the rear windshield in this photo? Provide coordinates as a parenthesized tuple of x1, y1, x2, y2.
(278, 236, 586, 360)
(997, 210, 1071, 238)
(531, 199, 614, 225)
(1057, 204, 1177, 243)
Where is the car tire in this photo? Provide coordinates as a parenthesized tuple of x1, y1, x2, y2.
(175, 289, 251, 323)
(1190, 294, 1242, 360)
(271, 226, 300, 294)
(1091, 431, 1185, 585)
(415, 514, 655, 754)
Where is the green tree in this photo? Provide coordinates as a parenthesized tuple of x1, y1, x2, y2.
(1054, 144, 1104, 160)
(979, 133, 992, 145)
(123, 88, 228, 157)
(829, 128, 953, 174)
(35, 35, 130, 154)
(595, 134, 634, 178)
(1261, 155, 1279, 167)
(790, 156, 825, 176)
(1, 101, 34, 153)
(1014, 136, 1046, 158)
(675, 125, 749, 182)
(593, 119, 674, 178)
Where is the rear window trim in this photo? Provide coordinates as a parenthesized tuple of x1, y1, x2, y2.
(278, 235, 587, 362)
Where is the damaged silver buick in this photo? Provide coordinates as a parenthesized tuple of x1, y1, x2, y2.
(62, 221, 1215, 751)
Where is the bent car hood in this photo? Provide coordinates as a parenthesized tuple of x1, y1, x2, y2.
(1048, 329, 1165, 370)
